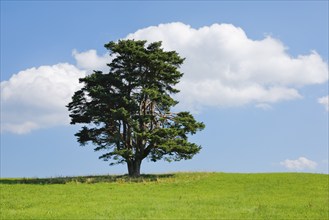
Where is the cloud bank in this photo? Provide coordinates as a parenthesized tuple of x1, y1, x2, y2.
(1, 64, 86, 134)
(280, 157, 318, 171)
(1, 22, 328, 133)
(126, 22, 328, 110)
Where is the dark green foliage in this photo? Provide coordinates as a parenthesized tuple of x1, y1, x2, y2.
(67, 40, 205, 176)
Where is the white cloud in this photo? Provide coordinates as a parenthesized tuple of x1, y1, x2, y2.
(1, 63, 86, 134)
(318, 95, 329, 111)
(1, 49, 109, 134)
(1, 22, 328, 134)
(126, 22, 328, 110)
(280, 157, 318, 171)
(72, 49, 109, 73)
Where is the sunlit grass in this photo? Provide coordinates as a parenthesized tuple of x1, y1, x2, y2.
(1, 172, 328, 219)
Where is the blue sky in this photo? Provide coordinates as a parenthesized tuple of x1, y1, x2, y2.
(1, 1, 328, 177)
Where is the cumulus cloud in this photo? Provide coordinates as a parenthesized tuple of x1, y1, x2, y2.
(318, 95, 329, 111)
(1, 22, 328, 134)
(72, 49, 109, 73)
(1, 63, 86, 134)
(280, 157, 318, 171)
(126, 22, 328, 110)
(1, 50, 109, 134)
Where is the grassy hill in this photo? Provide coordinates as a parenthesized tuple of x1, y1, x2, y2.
(0, 172, 328, 219)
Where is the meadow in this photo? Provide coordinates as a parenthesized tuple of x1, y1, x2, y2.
(0, 172, 328, 219)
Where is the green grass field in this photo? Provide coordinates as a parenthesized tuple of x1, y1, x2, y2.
(0, 172, 328, 219)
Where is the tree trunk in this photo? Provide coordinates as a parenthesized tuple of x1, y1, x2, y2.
(127, 159, 142, 177)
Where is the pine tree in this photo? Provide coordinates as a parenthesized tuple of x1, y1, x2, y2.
(67, 40, 205, 177)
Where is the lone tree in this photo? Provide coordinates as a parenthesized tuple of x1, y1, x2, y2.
(67, 40, 205, 177)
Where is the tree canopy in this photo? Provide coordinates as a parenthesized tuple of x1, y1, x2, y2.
(67, 39, 205, 176)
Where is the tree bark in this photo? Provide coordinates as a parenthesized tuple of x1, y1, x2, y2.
(127, 159, 142, 177)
